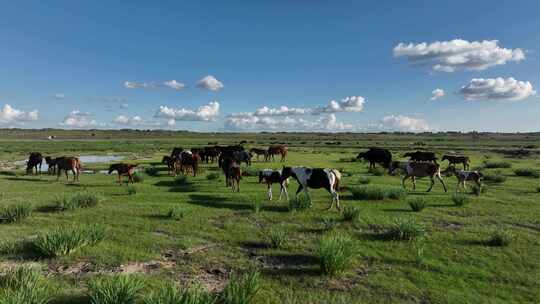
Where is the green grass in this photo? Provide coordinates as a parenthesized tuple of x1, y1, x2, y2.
(53, 192, 103, 211)
(267, 227, 288, 249)
(32, 224, 106, 257)
(316, 233, 355, 276)
(0, 202, 32, 223)
(514, 168, 540, 178)
(358, 176, 370, 184)
(0, 267, 52, 304)
(164, 206, 185, 220)
(143, 282, 217, 304)
(221, 272, 262, 304)
(385, 218, 426, 241)
(144, 166, 160, 177)
(367, 166, 385, 176)
(132, 173, 145, 183)
(0, 132, 539, 303)
(206, 172, 220, 180)
(452, 193, 471, 206)
(126, 185, 137, 195)
(288, 195, 311, 211)
(349, 185, 406, 200)
(341, 206, 360, 222)
(87, 275, 144, 304)
(486, 227, 514, 247)
(483, 161, 512, 169)
(408, 197, 427, 212)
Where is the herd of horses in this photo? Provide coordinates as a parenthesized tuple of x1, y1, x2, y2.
(22, 145, 482, 211)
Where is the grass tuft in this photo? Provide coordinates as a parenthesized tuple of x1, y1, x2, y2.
(165, 206, 185, 220)
(483, 171, 507, 183)
(483, 161, 511, 169)
(268, 227, 288, 249)
(206, 172, 220, 180)
(408, 197, 426, 212)
(486, 227, 514, 247)
(0, 203, 32, 223)
(341, 206, 360, 222)
(385, 218, 426, 241)
(87, 275, 144, 304)
(316, 233, 355, 276)
(0, 267, 52, 304)
(320, 217, 339, 232)
(358, 176, 370, 184)
(175, 175, 188, 185)
(32, 224, 106, 257)
(126, 185, 137, 195)
(132, 173, 145, 183)
(143, 282, 217, 304)
(350, 186, 406, 200)
(452, 193, 470, 206)
(144, 166, 159, 177)
(288, 195, 311, 211)
(367, 166, 385, 176)
(514, 168, 540, 178)
(53, 192, 102, 211)
(221, 271, 262, 304)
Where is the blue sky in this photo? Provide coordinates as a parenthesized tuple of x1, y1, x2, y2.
(0, 0, 539, 132)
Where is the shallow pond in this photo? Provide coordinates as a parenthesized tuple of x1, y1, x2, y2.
(16, 155, 125, 172)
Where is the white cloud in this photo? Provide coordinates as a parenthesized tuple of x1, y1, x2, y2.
(55, 93, 65, 99)
(112, 115, 145, 126)
(459, 77, 536, 101)
(393, 39, 525, 72)
(224, 113, 353, 132)
(313, 96, 365, 114)
(380, 115, 430, 132)
(197, 75, 224, 91)
(430, 88, 445, 101)
(163, 80, 186, 90)
(155, 101, 220, 121)
(0, 104, 39, 124)
(254, 105, 310, 116)
(59, 110, 97, 128)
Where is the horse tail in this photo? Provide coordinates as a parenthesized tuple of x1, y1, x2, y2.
(330, 169, 342, 192)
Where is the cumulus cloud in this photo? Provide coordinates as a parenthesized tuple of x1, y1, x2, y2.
(313, 96, 365, 114)
(112, 115, 145, 126)
(163, 80, 186, 90)
(254, 105, 310, 116)
(0, 104, 39, 124)
(393, 39, 525, 72)
(430, 88, 445, 101)
(59, 110, 97, 128)
(55, 93, 65, 99)
(459, 77, 536, 101)
(224, 113, 353, 132)
(155, 101, 220, 122)
(380, 115, 430, 132)
(197, 75, 224, 91)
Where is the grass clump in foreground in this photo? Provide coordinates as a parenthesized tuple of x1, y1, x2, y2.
(175, 175, 189, 185)
(514, 168, 540, 178)
(486, 227, 514, 247)
(132, 173, 145, 183)
(483, 171, 507, 183)
(408, 197, 426, 212)
(452, 193, 471, 206)
(53, 192, 102, 211)
(483, 161, 511, 169)
(126, 185, 137, 195)
(368, 166, 385, 176)
(0, 267, 52, 304)
(358, 176, 370, 184)
(385, 218, 426, 241)
(316, 233, 355, 276)
(350, 185, 406, 200)
(88, 275, 144, 304)
(144, 166, 159, 177)
(342, 206, 360, 222)
(288, 195, 311, 211)
(0, 202, 32, 223)
(143, 282, 217, 304)
(221, 271, 262, 304)
(267, 227, 288, 249)
(164, 206, 185, 220)
(32, 224, 106, 258)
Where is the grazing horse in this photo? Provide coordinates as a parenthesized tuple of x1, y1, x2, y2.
(171, 147, 184, 158)
(443, 165, 483, 192)
(356, 148, 392, 169)
(259, 169, 289, 201)
(442, 155, 470, 170)
(45, 156, 58, 175)
(179, 151, 200, 177)
(162, 156, 175, 176)
(401, 161, 447, 192)
(250, 148, 268, 161)
(55, 157, 82, 181)
(281, 166, 342, 210)
(266, 145, 288, 162)
(108, 163, 138, 184)
(221, 157, 241, 192)
(233, 151, 253, 166)
(203, 147, 220, 163)
(404, 151, 438, 163)
(26, 152, 43, 175)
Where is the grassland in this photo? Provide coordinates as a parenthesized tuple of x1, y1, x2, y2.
(0, 130, 539, 303)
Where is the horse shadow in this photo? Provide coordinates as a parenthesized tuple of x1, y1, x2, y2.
(257, 253, 321, 277)
(154, 180, 198, 192)
(4, 177, 50, 182)
(187, 194, 251, 211)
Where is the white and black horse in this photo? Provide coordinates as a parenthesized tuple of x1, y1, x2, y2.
(281, 166, 342, 210)
(259, 169, 289, 201)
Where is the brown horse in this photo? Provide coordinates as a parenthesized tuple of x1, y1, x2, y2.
(266, 145, 288, 162)
(221, 156, 241, 192)
(177, 151, 200, 177)
(108, 163, 138, 184)
(250, 148, 268, 161)
(45, 156, 58, 175)
(55, 157, 82, 181)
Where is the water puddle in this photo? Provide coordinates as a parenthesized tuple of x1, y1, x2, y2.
(15, 155, 125, 172)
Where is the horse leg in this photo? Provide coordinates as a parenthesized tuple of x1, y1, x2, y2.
(267, 183, 272, 200)
(412, 176, 416, 190)
(402, 175, 409, 189)
(427, 176, 435, 192)
(437, 174, 447, 192)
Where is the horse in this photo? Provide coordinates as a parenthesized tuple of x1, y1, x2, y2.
(55, 157, 82, 182)
(162, 156, 175, 176)
(259, 169, 289, 201)
(179, 151, 200, 177)
(45, 156, 58, 175)
(442, 155, 470, 170)
(233, 150, 253, 166)
(281, 166, 342, 210)
(250, 148, 268, 161)
(221, 157, 241, 192)
(443, 165, 483, 192)
(26, 152, 43, 175)
(266, 145, 288, 162)
(401, 161, 447, 192)
(356, 148, 392, 169)
(108, 163, 139, 184)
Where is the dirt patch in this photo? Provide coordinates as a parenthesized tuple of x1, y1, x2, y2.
(116, 261, 175, 274)
(433, 220, 465, 231)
